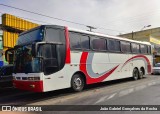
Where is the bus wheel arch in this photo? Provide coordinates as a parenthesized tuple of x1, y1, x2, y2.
(71, 71, 86, 92)
(132, 67, 139, 80)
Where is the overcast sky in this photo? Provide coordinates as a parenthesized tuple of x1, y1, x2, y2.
(0, 0, 160, 35)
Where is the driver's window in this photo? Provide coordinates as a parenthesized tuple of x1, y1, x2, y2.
(38, 44, 57, 59)
(41, 44, 58, 75)
(44, 45, 52, 59)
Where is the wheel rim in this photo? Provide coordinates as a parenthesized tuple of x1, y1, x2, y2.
(73, 77, 82, 90)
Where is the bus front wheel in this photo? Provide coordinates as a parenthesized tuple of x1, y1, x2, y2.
(71, 74, 84, 92)
(133, 68, 139, 80)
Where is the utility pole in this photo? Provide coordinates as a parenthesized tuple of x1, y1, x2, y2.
(86, 26, 96, 32)
(132, 31, 134, 40)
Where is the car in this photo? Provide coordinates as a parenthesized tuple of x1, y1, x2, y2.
(152, 63, 160, 75)
(0, 65, 14, 88)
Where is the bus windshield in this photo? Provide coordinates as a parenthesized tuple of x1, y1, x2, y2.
(17, 28, 44, 45)
(14, 45, 41, 73)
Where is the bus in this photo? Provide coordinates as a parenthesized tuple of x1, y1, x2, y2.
(5, 25, 152, 92)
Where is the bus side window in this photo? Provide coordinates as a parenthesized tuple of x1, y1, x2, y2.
(81, 35, 90, 50)
(121, 41, 131, 53)
(69, 32, 81, 50)
(91, 37, 106, 51)
(131, 43, 140, 54)
(147, 45, 151, 54)
(108, 39, 120, 52)
(39, 44, 58, 75)
(45, 27, 64, 42)
(140, 45, 147, 54)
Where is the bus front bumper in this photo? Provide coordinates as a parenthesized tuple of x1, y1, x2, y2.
(13, 80, 43, 92)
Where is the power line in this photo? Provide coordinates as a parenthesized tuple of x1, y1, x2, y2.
(1, 3, 160, 34)
(0, 4, 87, 26)
(0, 4, 127, 33)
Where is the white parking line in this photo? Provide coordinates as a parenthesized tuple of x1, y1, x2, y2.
(94, 95, 109, 104)
(107, 93, 117, 100)
(135, 85, 147, 91)
(119, 88, 134, 97)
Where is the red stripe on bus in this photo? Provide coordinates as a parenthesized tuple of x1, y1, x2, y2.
(65, 27, 71, 64)
(123, 55, 151, 73)
(80, 52, 119, 84)
(13, 80, 43, 92)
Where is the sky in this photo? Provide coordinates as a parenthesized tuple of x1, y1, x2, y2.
(0, 0, 160, 35)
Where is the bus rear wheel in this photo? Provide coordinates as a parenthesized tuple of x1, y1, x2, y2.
(71, 74, 84, 92)
(139, 70, 143, 79)
(133, 68, 139, 80)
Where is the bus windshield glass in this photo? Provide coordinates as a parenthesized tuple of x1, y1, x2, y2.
(17, 28, 44, 45)
(14, 45, 41, 73)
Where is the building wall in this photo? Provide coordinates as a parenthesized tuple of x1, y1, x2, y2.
(2, 14, 39, 31)
(119, 28, 160, 64)
(1, 13, 39, 65)
(0, 30, 4, 66)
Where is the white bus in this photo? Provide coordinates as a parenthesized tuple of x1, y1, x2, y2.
(6, 25, 152, 92)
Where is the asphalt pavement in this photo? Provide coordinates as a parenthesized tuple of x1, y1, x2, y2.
(1, 75, 160, 114)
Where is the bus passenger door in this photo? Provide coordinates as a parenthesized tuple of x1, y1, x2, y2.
(38, 44, 67, 91)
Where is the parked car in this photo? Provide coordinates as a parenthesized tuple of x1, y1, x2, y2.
(152, 63, 160, 75)
(0, 65, 14, 88)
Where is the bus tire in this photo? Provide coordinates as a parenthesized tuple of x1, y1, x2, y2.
(71, 74, 84, 92)
(139, 70, 143, 79)
(133, 68, 139, 80)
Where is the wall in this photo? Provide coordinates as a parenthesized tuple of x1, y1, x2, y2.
(1, 13, 39, 65)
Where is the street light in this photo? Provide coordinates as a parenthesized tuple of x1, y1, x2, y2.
(141, 25, 151, 31)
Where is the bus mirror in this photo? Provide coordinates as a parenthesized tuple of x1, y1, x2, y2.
(5, 50, 8, 61)
(5, 48, 14, 63)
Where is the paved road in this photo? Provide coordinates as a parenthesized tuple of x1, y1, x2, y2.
(1, 75, 160, 114)
(30, 75, 160, 105)
(36, 75, 160, 114)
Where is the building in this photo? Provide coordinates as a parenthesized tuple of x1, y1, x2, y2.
(119, 27, 160, 65)
(0, 26, 3, 66)
(0, 13, 39, 66)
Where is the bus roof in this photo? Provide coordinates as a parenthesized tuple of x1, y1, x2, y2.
(19, 25, 151, 46)
(68, 27, 151, 45)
